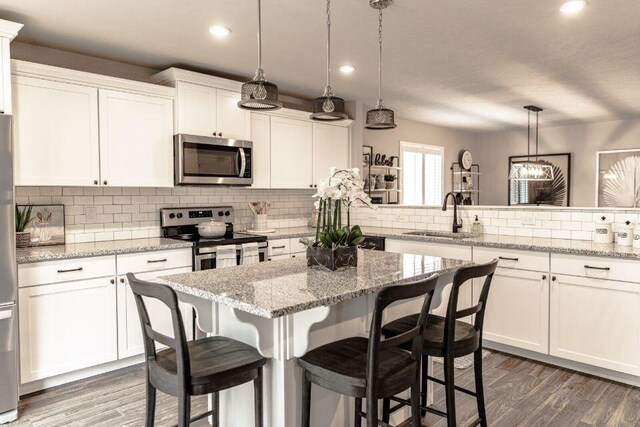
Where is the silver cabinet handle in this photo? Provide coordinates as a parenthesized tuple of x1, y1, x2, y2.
(57, 267, 83, 273)
(498, 256, 519, 261)
(584, 265, 610, 271)
(238, 147, 246, 178)
(147, 259, 167, 264)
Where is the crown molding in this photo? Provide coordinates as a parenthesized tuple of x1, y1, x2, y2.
(0, 19, 23, 41)
(151, 67, 243, 92)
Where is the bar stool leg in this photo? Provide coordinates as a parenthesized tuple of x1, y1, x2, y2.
(443, 355, 457, 427)
(178, 395, 191, 427)
(301, 371, 311, 427)
(366, 394, 378, 427)
(144, 380, 156, 427)
(382, 398, 390, 423)
(421, 354, 429, 415)
(411, 371, 421, 427)
(354, 398, 362, 427)
(211, 392, 219, 427)
(474, 349, 488, 427)
(254, 367, 263, 427)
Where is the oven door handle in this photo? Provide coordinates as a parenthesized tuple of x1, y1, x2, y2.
(238, 148, 246, 178)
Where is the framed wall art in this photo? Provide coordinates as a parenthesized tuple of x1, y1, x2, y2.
(596, 149, 640, 208)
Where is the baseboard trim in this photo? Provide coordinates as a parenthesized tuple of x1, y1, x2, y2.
(19, 355, 145, 396)
(484, 341, 640, 387)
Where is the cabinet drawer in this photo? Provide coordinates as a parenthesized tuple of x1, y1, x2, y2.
(116, 249, 192, 275)
(290, 236, 312, 255)
(474, 247, 549, 272)
(18, 256, 116, 288)
(551, 253, 640, 283)
(268, 239, 290, 256)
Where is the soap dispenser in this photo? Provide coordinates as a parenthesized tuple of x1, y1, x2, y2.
(472, 215, 483, 234)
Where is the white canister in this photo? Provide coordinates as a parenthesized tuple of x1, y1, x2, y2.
(617, 221, 634, 247)
(634, 224, 640, 249)
(593, 216, 614, 244)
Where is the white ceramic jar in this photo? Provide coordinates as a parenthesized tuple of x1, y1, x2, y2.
(593, 216, 614, 244)
(617, 221, 634, 247)
(634, 224, 640, 249)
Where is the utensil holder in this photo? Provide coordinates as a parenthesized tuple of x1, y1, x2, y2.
(254, 214, 268, 230)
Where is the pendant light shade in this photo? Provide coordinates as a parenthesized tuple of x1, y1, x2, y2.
(509, 106, 554, 181)
(238, 0, 282, 111)
(311, 0, 348, 121)
(365, 0, 396, 130)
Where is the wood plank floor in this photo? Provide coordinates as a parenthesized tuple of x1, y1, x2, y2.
(8, 351, 640, 426)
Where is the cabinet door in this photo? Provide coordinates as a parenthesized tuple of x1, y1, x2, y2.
(385, 239, 473, 317)
(473, 268, 549, 353)
(216, 89, 250, 139)
(98, 89, 173, 187)
(117, 268, 193, 359)
(250, 113, 271, 188)
(550, 274, 640, 375)
(176, 82, 217, 136)
(312, 123, 349, 183)
(19, 278, 117, 383)
(12, 76, 100, 186)
(270, 117, 313, 189)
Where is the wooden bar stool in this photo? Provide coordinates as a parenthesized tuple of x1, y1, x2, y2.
(381, 260, 498, 427)
(127, 273, 267, 427)
(298, 274, 440, 427)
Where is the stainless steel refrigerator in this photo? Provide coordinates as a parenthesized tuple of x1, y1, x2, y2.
(0, 114, 18, 424)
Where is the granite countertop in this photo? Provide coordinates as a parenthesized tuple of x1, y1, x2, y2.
(16, 238, 194, 264)
(260, 226, 640, 260)
(158, 250, 470, 318)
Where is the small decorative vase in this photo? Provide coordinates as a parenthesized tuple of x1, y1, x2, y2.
(16, 231, 30, 248)
(385, 181, 396, 190)
(307, 246, 358, 271)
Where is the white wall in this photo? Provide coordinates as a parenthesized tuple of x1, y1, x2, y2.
(475, 117, 640, 207)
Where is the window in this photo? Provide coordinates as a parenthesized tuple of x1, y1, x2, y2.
(400, 142, 444, 205)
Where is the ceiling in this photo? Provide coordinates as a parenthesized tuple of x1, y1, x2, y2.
(1, 0, 639, 131)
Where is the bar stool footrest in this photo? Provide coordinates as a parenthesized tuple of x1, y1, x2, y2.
(425, 374, 478, 397)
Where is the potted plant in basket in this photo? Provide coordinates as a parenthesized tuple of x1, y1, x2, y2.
(15, 205, 33, 248)
(384, 174, 397, 190)
(301, 168, 375, 271)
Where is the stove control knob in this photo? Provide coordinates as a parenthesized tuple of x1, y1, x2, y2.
(169, 213, 176, 219)
(224, 211, 230, 216)
(218, 211, 224, 217)
(177, 213, 183, 219)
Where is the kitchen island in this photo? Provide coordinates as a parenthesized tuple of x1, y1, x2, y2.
(158, 249, 471, 427)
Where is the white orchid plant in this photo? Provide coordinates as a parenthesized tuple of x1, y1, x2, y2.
(301, 167, 376, 249)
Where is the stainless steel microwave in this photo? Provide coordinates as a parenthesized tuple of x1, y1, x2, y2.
(174, 134, 253, 186)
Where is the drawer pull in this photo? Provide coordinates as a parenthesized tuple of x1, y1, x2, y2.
(147, 259, 168, 264)
(584, 265, 610, 271)
(57, 267, 83, 273)
(272, 246, 286, 250)
(498, 256, 519, 262)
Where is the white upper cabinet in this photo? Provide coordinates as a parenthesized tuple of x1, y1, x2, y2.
(13, 76, 100, 186)
(176, 81, 217, 136)
(216, 88, 250, 140)
(270, 117, 313, 189)
(166, 77, 250, 140)
(250, 113, 271, 189)
(98, 89, 173, 187)
(312, 123, 349, 183)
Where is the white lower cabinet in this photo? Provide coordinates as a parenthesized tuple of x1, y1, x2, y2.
(550, 274, 640, 376)
(116, 267, 193, 359)
(19, 277, 118, 383)
(475, 267, 549, 353)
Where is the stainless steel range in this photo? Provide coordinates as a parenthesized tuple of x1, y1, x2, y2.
(161, 206, 268, 271)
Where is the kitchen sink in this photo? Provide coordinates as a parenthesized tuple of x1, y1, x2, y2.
(403, 231, 478, 239)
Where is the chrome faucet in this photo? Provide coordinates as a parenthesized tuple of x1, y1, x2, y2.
(442, 192, 463, 233)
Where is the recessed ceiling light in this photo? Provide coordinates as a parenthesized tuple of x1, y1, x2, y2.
(560, 0, 587, 16)
(339, 65, 356, 74)
(209, 25, 231, 39)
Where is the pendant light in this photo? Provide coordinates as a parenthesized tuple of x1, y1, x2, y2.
(509, 105, 554, 181)
(310, 0, 348, 121)
(365, 0, 396, 130)
(238, 0, 282, 111)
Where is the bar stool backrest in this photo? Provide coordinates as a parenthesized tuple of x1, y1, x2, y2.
(367, 274, 440, 396)
(443, 260, 498, 350)
(127, 272, 190, 395)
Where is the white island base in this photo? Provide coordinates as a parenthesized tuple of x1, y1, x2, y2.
(177, 272, 453, 427)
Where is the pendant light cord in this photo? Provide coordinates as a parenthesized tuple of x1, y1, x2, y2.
(535, 110, 539, 161)
(377, 9, 383, 108)
(527, 109, 531, 161)
(254, 0, 264, 80)
(325, 0, 332, 93)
